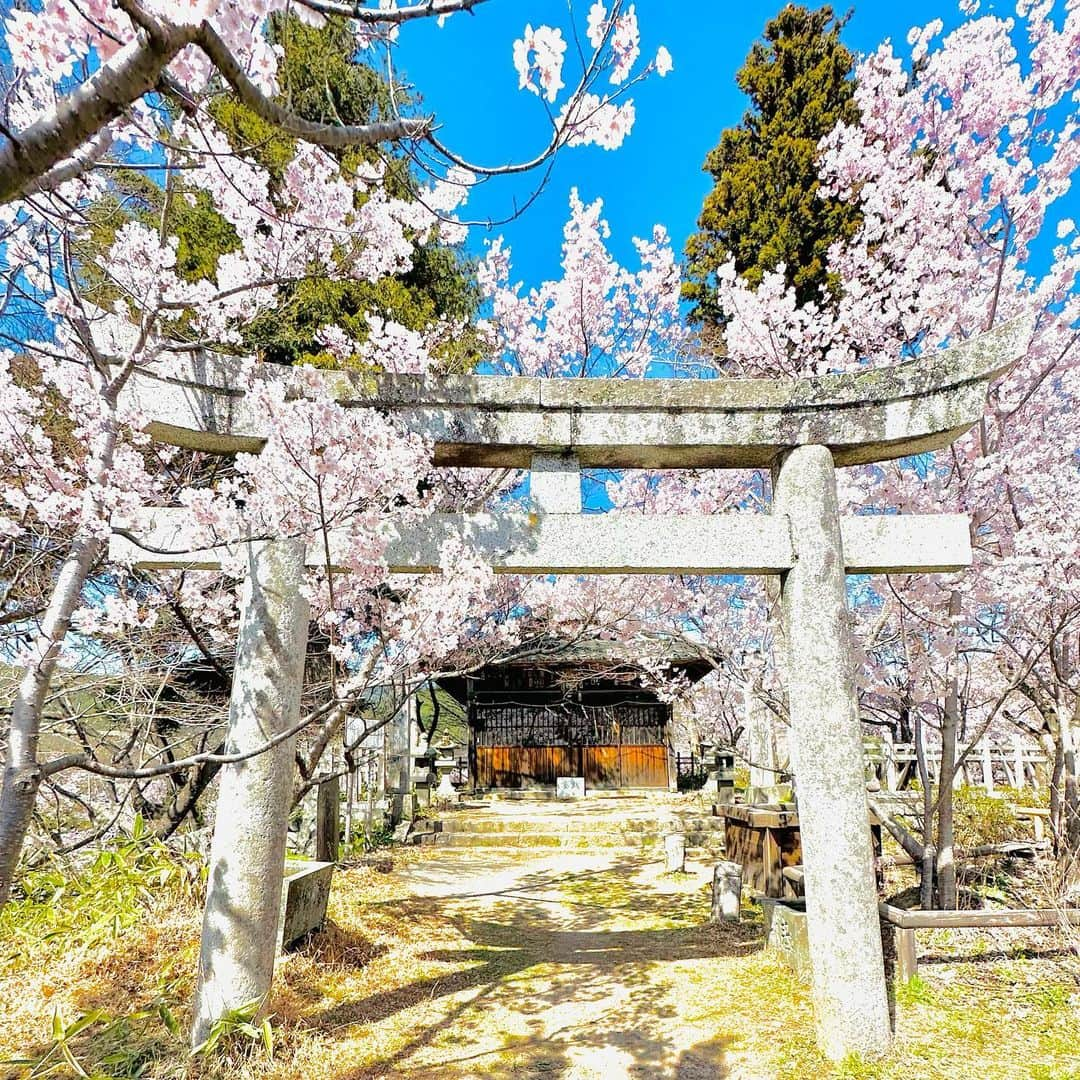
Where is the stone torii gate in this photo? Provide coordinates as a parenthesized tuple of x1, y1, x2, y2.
(111, 316, 1028, 1060)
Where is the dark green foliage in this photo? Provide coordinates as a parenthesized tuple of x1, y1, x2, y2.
(84, 14, 481, 370)
(683, 4, 861, 326)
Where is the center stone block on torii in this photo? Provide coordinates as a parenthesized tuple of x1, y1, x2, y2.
(110, 313, 1031, 1063)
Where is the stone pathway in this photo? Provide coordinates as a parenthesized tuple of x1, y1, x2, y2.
(383, 852, 752, 1078)
(293, 818, 775, 1080)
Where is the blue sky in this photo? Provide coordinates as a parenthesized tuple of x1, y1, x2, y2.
(394, 0, 1071, 291)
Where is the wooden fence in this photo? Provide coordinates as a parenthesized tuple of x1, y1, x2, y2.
(879, 902, 1080, 981)
(865, 732, 1048, 794)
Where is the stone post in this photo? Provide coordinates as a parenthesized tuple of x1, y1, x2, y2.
(773, 446, 891, 1060)
(191, 538, 310, 1048)
(315, 774, 340, 863)
(664, 832, 686, 874)
(711, 861, 743, 923)
(744, 673, 779, 803)
(385, 689, 412, 824)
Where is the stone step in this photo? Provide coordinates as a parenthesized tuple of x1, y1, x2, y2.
(413, 817, 671, 836)
(683, 830, 727, 847)
(474, 791, 664, 801)
(686, 847, 727, 863)
(674, 816, 727, 831)
(412, 830, 661, 850)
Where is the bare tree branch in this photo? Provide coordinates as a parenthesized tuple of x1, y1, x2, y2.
(295, 0, 490, 23)
(0, 9, 429, 205)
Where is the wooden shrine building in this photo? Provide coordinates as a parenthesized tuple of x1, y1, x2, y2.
(438, 640, 709, 791)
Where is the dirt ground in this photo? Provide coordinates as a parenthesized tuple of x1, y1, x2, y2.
(264, 846, 1080, 1080)
(278, 850, 778, 1079)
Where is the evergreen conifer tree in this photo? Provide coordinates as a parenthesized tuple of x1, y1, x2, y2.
(683, 4, 860, 327)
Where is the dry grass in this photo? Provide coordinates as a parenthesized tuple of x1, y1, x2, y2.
(2, 843, 1079, 1079)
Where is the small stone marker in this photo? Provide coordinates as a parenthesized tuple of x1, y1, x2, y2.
(315, 774, 340, 863)
(278, 860, 333, 952)
(664, 832, 686, 874)
(556, 776, 585, 799)
(760, 898, 812, 979)
(711, 860, 743, 923)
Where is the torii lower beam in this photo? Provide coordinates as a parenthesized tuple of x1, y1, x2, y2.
(111, 508, 972, 576)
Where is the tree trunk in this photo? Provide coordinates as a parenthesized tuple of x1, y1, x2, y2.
(936, 590, 961, 909)
(1047, 728, 1065, 847)
(1061, 701, 1080, 855)
(0, 390, 120, 905)
(191, 538, 310, 1048)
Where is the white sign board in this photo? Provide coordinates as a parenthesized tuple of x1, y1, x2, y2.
(557, 776, 586, 799)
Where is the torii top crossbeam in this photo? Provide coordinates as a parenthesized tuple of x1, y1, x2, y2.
(122, 316, 1028, 469)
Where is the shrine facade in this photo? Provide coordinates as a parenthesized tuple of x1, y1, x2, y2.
(438, 644, 708, 790)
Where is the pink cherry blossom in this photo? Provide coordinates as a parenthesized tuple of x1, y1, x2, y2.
(512, 24, 567, 103)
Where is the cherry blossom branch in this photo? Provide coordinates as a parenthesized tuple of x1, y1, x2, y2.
(0, 6, 428, 204)
(295, 0, 490, 23)
(194, 20, 430, 149)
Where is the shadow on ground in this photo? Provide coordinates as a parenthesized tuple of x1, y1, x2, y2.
(286, 857, 757, 1078)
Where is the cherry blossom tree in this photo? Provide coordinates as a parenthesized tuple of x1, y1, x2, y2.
(0, 1, 672, 903)
(481, 2, 1080, 870)
(695, 0, 1080, 863)
(0, 0, 665, 204)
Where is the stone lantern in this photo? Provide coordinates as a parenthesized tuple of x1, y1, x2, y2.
(433, 743, 458, 805)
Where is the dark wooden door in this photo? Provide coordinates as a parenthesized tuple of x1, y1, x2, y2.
(475, 746, 575, 788)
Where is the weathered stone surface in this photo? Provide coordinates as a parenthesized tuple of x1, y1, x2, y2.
(711, 860, 743, 923)
(556, 776, 585, 799)
(435, 768, 457, 804)
(385, 695, 411, 825)
(744, 679, 779, 799)
(773, 446, 892, 1060)
(191, 538, 310, 1047)
(111, 507, 972, 576)
(121, 315, 1029, 468)
(530, 452, 583, 513)
(279, 860, 333, 951)
(315, 776, 339, 864)
(760, 898, 811, 978)
(664, 832, 686, 873)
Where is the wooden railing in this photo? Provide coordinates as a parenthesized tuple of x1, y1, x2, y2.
(878, 902, 1080, 981)
(864, 732, 1048, 793)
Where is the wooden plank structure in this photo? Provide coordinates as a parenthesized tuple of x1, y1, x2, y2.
(720, 805, 804, 898)
(720, 805, 883, 898)
(879, 903, 1080, 981)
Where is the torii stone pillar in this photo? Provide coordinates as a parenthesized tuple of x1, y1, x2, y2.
(191, 538, 309, 1048)
(773, 446, 891, 1058)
